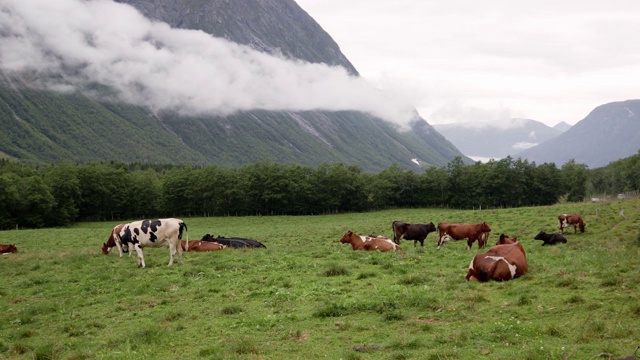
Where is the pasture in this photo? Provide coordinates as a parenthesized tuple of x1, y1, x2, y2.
(0, 199, 639, 359)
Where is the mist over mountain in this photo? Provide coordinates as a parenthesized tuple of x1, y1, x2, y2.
(0, 0, 468, 171)
(515, 100, 640, 168)
(433, 118, 562, 161)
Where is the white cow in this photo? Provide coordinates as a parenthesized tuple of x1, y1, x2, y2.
(114, 218, 188, 268)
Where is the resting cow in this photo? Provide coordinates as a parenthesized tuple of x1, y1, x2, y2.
(466, 241, 528, 282)
(558, 214, 585, 234)
(534, 231, 567, 246)
(437, 222, 491, 250)
(0, 244, 18, 254)
(496, 233, 517, 245)
(201, 234, 266, 248)
(339, 231, 401, 252)
(114, 218, 188, 268)
(181, 240, 226, 252)
(391, 221, 437, 247)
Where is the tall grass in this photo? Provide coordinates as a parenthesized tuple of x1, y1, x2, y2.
(0, 199, 638, 359)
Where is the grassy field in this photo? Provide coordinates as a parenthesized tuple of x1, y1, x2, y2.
(0, 198, 639, 359)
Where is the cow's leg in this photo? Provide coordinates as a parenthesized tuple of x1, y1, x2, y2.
(467, 238, 473, 250)
(167, 244, 176, 266)
(133, 244, 145, 268)
(176, 240, 183, 265)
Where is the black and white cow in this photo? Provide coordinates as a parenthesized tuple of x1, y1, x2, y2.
(534, 231, 567, 246)
(115, 218, 188, 268)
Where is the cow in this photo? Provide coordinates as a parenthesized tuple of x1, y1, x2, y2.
(0, 244, 18, 254)
(534, 231, 567, 246)
(437, 222, 491, 250)
(115, 218, 188, 268)
(391, 221, 437, 247)
(558, 214, 585, 234)
(466, 241, 528, 282)
(200, 234, 266, 248)
(102, 223, 129, 256)
(181, 240, 226, 252)
(339, 231, 401, 252)
(496, 233, 517, 245)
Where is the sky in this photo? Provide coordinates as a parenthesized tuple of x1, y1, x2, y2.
(1, 0, 638, 130)
(296, 0, 640, 127)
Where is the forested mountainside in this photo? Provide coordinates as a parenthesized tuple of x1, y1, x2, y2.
(0, 0, 468, 171)
(515, 100, 640, 168)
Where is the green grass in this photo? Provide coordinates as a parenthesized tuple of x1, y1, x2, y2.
(0, 199, 639, 359)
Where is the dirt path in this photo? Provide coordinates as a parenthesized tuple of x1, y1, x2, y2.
(607, 209, 628, 232)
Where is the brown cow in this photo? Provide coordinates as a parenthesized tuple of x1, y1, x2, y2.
(391, 221, 437, 247)
(181, 240, 226, 252)
(339, 231, 401, 252)
(558, 214, 585, 234)
(466, 241, 528, 282)
(437, 222, 491, 250)
(496, 233, 517, 245)
(0, 244, 18, 254)
(102, 224, 129, 256)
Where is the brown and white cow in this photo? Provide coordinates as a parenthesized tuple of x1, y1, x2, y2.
(558, 214, 585, 234)
(391, 221, 437, 247)
(114, 218, 188, 268)
(339, 231, 401, 252)
(496, 233, 517, 245)
(0, 244, 18, 254)
(466, 241, 528, 282)
(181, 240, 226, 252)
(437, 222, 491, 250)
(102, 224, 128, 256)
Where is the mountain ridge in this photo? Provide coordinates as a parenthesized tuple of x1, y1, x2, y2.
(0, 0, 470, 171)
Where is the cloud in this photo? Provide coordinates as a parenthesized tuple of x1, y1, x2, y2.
(0, 0, 417, 127)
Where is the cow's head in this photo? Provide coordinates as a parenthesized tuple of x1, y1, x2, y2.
(533, 231, 546, 240)
(426, 222, 437, 231)
(101, 242, 111, 254)
(339, 231, 354, 244)
(480, 222, 491, 232)
(5, 244, 18, 253)
(578, 222, 585, 233)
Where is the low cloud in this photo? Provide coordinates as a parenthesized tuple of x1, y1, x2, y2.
(0, 0, 416, 127)
(512, 142, 537, 150)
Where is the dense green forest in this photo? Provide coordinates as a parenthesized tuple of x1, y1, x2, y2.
(0, 154, 638, 230)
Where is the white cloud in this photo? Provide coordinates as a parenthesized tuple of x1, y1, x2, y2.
(0, 0, 417, 128)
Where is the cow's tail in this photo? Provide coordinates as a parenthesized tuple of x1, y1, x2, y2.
(179, 221, 189, 252)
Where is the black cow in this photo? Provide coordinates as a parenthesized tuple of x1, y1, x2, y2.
(391, 221, 437, 247)
(534, 231, 567, 246)
(201, 234, 266, 248)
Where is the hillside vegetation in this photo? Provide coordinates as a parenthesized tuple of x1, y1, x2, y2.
(0, 199, 638, 359)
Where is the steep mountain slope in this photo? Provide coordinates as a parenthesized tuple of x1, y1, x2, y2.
(514, 100, 640, 168)
(433, 119, 562, 160)
(0, 0, 468, 171)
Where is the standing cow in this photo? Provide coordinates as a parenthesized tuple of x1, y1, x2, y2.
(114, 218, 188, 268)
(558, 214, 585, 234)
(437, 222, 491, 250)
(391, 221, 437, 247)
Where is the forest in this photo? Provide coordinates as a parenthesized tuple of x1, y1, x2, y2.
(0, 154, 638, 230)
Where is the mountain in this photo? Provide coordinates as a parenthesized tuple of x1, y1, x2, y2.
(552, 121, 572, 133)
(514, 100, 640, 168)
(433, 118, 562, 161)
(0, 0, 469, 171)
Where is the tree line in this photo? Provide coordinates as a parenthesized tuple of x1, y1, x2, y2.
(0, 154, 637, 230)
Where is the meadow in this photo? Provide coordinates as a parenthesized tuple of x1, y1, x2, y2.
(0, 198, 638, 360)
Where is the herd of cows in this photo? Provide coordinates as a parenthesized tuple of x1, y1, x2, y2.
(0, 213, 586, 282)
(341, 213, 585, 282)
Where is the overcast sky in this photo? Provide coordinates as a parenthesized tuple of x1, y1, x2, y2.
(296, 0, 640, 127)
